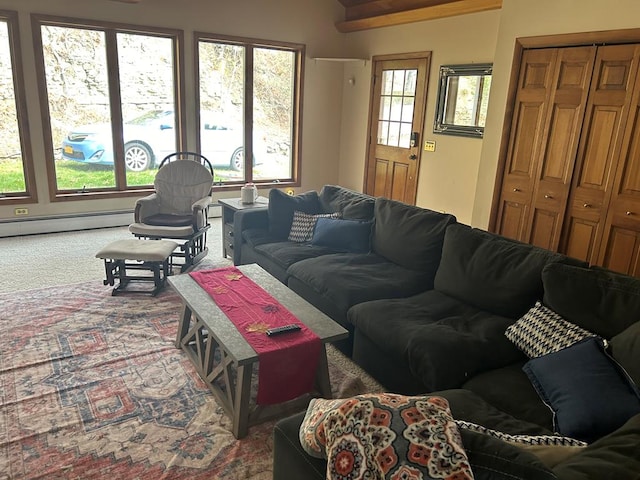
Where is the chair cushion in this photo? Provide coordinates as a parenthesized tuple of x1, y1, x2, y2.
(154, 160, 213, 215)
(143, 213, 194, 227)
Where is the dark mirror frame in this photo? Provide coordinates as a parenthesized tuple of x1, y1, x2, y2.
(433, 63, 492, 138)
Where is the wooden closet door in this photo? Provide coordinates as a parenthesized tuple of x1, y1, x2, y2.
(525, 46, 596, 250)
(495, 49, 557, 241)
(598, 46, 640, 276)
(561, 44, 640, 264)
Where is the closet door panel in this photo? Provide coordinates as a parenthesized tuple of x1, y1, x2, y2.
(495, 49, 557, 240)
(599, 225, 640, 276)
(525, 46, 596, 250)
(561, 44, 640, 264)
(564, 217, 599, 262)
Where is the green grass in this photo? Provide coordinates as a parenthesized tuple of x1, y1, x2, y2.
(0, 158, 236, 194)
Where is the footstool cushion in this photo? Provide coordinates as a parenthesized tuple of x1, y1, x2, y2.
(96, 239, 179, 262)
(96, 239, 179, 296)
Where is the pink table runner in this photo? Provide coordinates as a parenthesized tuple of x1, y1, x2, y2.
(189, 267, 322, 405)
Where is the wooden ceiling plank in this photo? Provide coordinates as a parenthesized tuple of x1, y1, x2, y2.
(345, 0, 455, 22)
(336, 0, 502, 33)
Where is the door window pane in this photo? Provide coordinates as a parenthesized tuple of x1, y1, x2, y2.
(0, 19, 26, 195)
(378, 68, 418, 148)
(118, 32, 176, 185)
(42, 25, 115, 191)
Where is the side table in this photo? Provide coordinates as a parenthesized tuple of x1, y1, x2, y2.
(218, 196, 269, 259)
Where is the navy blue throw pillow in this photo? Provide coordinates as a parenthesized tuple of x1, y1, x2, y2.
(311, 217, 372, 253)
(523, 337, 640, 443)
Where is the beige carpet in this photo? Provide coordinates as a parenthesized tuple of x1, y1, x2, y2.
(0, 219, 224, 294)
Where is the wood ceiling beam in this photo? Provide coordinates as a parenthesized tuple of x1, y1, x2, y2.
(335, 0, 502, 33)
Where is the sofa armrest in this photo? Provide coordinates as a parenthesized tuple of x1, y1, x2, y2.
(552, 413, 640, 480)
(233, 207, 269, 264)
(273, 412, 326, 480)
(134, 193, 160, 222)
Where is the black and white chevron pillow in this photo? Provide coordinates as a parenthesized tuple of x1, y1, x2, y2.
(288, 211, 340, 243)
(505, 301, 597, 358)
(455, 420, 587, 447)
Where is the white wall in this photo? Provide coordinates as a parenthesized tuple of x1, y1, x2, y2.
(0, 0, 349, 224)
(473, 0, 640, 228)
(337, 10, 501, 225)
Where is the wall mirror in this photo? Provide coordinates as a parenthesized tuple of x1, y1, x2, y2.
(433, 63, 492, 138)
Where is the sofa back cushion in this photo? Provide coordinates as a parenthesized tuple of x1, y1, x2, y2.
(268, 189, 322, 240)
(542, 262, 640, 339)
(434, 224, 575, 318)
(318, 185, 375, 221)
(371, 197, 456, 272)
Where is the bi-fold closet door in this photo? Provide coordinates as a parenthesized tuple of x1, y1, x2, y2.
(494, 43, 640, 277)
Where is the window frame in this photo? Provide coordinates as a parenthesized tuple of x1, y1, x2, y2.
(0, 10, 37, 205)
(194, 32, 304, 190)
(31, 14, 186, 201)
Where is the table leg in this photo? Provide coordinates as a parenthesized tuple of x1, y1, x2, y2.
(175, 303, 192, 348)
(315, 344, 332, 398)
(232, 363, 253, 439)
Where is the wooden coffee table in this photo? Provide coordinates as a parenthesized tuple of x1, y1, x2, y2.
(169, 263, 349, 439)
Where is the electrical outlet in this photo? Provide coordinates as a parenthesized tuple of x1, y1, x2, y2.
(14, 207, 28, 215)
(424, 140, 436, 152)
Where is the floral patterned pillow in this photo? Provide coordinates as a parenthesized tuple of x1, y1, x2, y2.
(299, 393, 473, 480)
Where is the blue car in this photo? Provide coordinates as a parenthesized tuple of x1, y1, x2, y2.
(61, 110, 261, 172)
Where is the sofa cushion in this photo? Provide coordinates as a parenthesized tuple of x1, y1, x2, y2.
(542, 262, 640, 339)
(254, 241, 339, 271)
(299, 393, 473, 479)
(371, 197, 456, 272)
(505, 301, 598, 358)
(268, 189, 322, 240)
(318, 184, 375, 221)
(311, 218, 372, 253)
(287, 253, 431, 323)
(610, 321, 640, 388)
(349, 290, 524, 392)
(523, 338, 640, 443)
(462, 363, 554, 431)
(288, 211, 340, 242)
(434, 224, 575, 319)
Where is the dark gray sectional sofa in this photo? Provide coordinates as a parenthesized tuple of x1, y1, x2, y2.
(231, 185, 640, 480)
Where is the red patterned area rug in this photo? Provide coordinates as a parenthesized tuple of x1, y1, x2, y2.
(0, 279, 382, 479)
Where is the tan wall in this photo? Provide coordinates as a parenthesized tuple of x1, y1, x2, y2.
(473, 0, 640, 228)
(337, 11, 500, 225)
(0, 0, 348, 222)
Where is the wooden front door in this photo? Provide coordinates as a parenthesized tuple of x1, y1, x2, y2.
(364, 53, 430, 204)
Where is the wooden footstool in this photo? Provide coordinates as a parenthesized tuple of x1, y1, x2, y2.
(96, 239, 179, 296)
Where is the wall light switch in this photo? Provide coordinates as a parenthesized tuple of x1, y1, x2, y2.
(424, 140, 436, 152)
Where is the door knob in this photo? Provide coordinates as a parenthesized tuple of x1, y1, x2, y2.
(626, 211, 634, 216)
(409, 154, 417, 160)
(544, 194, 553, 199)
(513, 188, 520, 192)
(583, 203, 592, 208)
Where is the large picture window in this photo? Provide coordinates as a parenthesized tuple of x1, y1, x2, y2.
(196, 33, 303, 186)
(32, 15, 184, 199)
(0, 11, 36, 204)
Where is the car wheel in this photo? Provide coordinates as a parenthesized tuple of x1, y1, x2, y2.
(124, 143, 152, 172)
(230, 147, 244, 171)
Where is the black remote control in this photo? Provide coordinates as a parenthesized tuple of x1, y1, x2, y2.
(266, 324, 302, 336)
